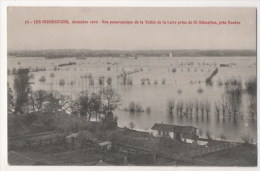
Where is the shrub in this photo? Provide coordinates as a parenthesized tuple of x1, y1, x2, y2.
(245, 77, 256, 95)
(59, 79, 65, 86)
(39, 76, 46, 82)
(240, 135, 254, 144)
(162, 78, 166, 85)
(128, 101, 144, 113)
(146, 106, 151, 114)
(29, 73, 35, 79)
(50, 73, 55, 78)
(141, 78, 145, 85)
(197, 87, 204, 93)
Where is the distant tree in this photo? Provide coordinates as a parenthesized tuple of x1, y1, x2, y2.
(205, 101, 211, 120)
(245, 77, 256, 96)
(98, 76, 104, 89)
(176, 101, 184, 116)
(39, 76, 46, 82)
(167, 99, 175, 114)
(129, 101, 136, 113)
(195, 100, 199, 117)
(50, 73, 55, 78)
(215, 102, 221, 121)
(162, 78, 166, 85)
(13, 68, 30, 114)
(225, 84, 242, 118)
(146, 106, 151, 114)
(127, 77, 133, 86)
(220, 95, 227, 119)
(107, 77, 112, 87)
(59, 79, 65, 86)
(248, 96, 257, 119)
(141, 78, 145, 85)
(188, 102, 194, 116)
(200, 102, 205, 120)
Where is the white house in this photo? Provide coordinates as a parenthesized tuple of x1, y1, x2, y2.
(151, 123, 199, 143)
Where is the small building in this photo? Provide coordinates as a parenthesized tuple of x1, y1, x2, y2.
(151, 123, 198, 143)
(98, 141, 112, 151)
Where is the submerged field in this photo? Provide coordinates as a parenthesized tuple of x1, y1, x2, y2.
(8, 56, 257, 143)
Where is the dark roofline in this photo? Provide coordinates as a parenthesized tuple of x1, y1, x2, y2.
(151, 123, 197, 134)
(151, 123, 197, 130)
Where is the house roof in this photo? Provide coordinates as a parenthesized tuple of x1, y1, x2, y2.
(66, 132, 80, 139)
(151, 123, 197, 134)
(98, 141, 111, 146)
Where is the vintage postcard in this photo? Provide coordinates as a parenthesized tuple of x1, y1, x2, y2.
(3, 6, 257, 167)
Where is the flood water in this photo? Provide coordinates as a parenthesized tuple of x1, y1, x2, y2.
(8, 56, 257, 142)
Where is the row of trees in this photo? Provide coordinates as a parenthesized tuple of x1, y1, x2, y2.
(167, 99, 211, 120)
(141, 78, 166, 85)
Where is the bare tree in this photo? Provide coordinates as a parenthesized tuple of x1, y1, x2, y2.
(225, 83, 242, 119)
(176, 101, 184, 117)
(167, 99, 175, 114)
(215, 102, 221, 121)
(220, 95, 227, 120)
(205, 101, 211, 120)
(195, 100, 199, 119)
(98, 76, 105, 89)
(107, 77, 112, 87)
(184, 103, 189, 116)
(100, 88, 121, 117)
(200, 102, 205, 120)
(188, 102, 194, 117)
(248, 96, 256, 120)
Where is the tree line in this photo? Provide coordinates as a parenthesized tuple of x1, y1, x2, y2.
(8, 69, 121, 122)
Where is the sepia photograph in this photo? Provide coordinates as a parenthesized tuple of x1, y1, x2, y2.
(6, 7, 257, 166)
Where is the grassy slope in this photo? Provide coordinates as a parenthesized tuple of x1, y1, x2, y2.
(195, 144, 257, 166)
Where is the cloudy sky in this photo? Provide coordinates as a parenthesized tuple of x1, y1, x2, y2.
(8, 7, 256, 50)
